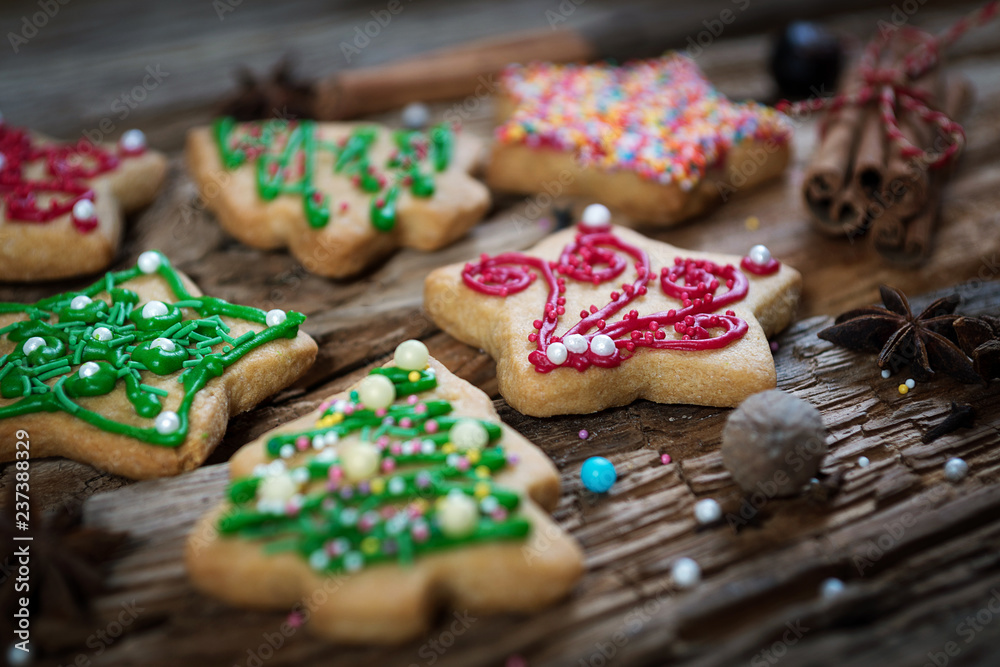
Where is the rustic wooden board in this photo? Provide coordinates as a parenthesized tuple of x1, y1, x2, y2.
(2, 0, 1000, 665)
(68, 281, 1000, 667)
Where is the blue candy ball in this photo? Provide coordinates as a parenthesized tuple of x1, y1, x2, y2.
(581, 456, 617, 493)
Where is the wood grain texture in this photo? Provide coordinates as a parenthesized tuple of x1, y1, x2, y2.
(1, 0, 1000, 665)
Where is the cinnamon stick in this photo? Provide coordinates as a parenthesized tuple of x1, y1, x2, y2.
(802, 69, 867, 237)
(872, 76, 974, 264)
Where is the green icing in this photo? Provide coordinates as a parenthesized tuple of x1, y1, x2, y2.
(219, 362, 529, 576)
(0, 252, 306, 446)
(213, 116, 454, 233)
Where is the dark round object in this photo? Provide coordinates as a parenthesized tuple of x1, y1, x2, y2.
(770, 21, 843, 100)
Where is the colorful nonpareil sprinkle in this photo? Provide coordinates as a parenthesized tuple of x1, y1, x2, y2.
(219, 341, 531, 575)
(495, 54, 790, 190)
(581, 456, 616, 493)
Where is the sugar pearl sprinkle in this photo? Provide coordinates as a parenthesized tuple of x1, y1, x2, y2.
(580, 203, 611, 229)
(78, 361, 100, 379)
(70, 295, 92, 310)
(137, 250, 162, 274)
(857, 456, 870, 468)
(119, 128, 147, 153)
(154, 410, 180, 435)
(21, 337, 45, 355)
(92, 327, 113, 341)
(401, 102, 430, 130)
(944, 457, 969, 482)
(265, 309, 287, 327)
(496, 55, 790, 190)
(72, 198, 96, 221)
(820, 577, 846, 599)
(693, 498, 722, 525)
(141, 300, 169, 319)
(671, 557, 702, 589)
(546, 341, 568, 365)
(748, 244, 772, 266)
(881, 369, 892, 379)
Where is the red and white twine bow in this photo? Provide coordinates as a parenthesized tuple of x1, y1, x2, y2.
(777, 1, 999, 170)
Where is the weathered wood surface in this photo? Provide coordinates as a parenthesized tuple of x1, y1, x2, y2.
(1, 0, 1000, 665)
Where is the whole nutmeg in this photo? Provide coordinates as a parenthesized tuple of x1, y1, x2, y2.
(722, 390, 827, 497)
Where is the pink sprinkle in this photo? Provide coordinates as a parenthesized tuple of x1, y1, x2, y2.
(343, 405, 355, 415)
(319, 401, 331, 412)
(660, 453, 672, 465)
(425, 419, 439, 434)
(455, 458, 470, 472)
(286, 611, 304, 628)
(328, 466, 343, 481)
(770, 341, 780, 352)
(578, 429, 589, 440)
(381, 458, 396, 473)
(375, 408, 387, 417)
(391, 443, 403, 455)
(400, 417, 413, 428)
(492, 508, 508, 521)
(377, 435, 390, 447)
(414, 403, 427, 414)
(407, 395, 419, 405)
(295, 436, 309, 451)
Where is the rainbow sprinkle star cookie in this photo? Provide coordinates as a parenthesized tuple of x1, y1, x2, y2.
(0, 251, 317, 479)
(488, 54, 792, 225)
(186, 340, 583, 643)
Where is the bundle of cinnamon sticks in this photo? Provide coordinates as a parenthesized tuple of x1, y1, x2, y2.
(802, 31, 973, 266)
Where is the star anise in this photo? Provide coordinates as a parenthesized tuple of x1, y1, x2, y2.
(0, 484, 127, 653)
(954, 315, 1000, 381)
(818, 285, 981, 383)
(219, 57, 316, 121)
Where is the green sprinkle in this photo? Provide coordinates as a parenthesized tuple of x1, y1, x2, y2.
(139, 383, 169, 397)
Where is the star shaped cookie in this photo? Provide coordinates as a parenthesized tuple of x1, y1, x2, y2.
(0, 121, 168, 282)
(186, 117, 491, 278)
(488, 54, 791, 225)
(0, 251, 317, 479)
(425, 206, 802, 416)
(186, 340, 583, 643)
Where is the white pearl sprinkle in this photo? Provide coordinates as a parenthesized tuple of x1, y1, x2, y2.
(154, 410, 180, 435)
(92, 327, 113, 342)
(280, 444, 295, 459)
(857, 456, 870, 468)
(881, 369, 891, 379)
(905, 378, 915, 389)
(291, 467, 310, 485)
(343, 551, 364, 572)
(78, 361, 101, 379)
(309, 550, 330, 571)
(820, 577, 845, 599)
(546, 341, 568, 365)
(748, 244, 772, 266)
(401, 102, 430, 129)
(265, 309, 287, 327)
(7, 643, 31, 666)
(72, 198, 96, 221)
(563, 333, 588, 354)
(671, 557, 701, 589)
(253, 464, 268, 478)
(693, 498, 722, 525)
(119, 128, 147, 152)
(944, 457, 969, 482)
(580, 203, 611, 229)
(142, 300, 169, 319)
(70, 295, 93, 310)
(590, 334, 616, 357)
(150, 337, 175, 352)
(137, 250, 162, 274)
(22, 336, 46, 355)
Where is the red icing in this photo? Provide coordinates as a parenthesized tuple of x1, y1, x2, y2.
(462, 225, 751, 373)
(0, 122, 130, 233)
(740, 256, 781, 275)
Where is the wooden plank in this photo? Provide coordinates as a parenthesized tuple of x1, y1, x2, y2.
(65, 281, 1000, 667)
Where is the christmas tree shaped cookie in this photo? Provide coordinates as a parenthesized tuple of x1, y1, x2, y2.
(425, 205, 802, 416)
(488, 54, 791, 225)
(0, 119, 168, 281)
(0, 251, 317, 479)
(186, 117, 490, 278)
(186, 340, 583, 644)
